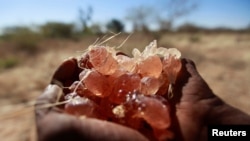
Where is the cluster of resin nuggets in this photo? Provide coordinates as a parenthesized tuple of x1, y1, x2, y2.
(64, 40, 182, 141)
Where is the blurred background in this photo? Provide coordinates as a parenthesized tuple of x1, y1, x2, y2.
(0, 0, 250, 140)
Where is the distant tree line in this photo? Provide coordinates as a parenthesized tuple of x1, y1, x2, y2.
(1, 20, 248, 40)
(1, 0, 250, 40)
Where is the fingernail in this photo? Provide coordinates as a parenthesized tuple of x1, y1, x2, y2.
(45, 84, 61, 93)
(43, 84, 62, 99)
(45, 84, 53, 91)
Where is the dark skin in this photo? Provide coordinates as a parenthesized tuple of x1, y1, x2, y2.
(35, 58, 250, 141)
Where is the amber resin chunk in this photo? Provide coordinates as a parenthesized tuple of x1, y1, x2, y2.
(64, 40, 182, 141)
(79, 69, 111, 97)
(88, 46, 118, 75)
(109, 73, 141, 104)
(140, 77, 160, 95)
(64, 96, 98, 117)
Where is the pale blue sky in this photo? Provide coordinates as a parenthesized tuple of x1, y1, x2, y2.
(0, 0, 249, 32)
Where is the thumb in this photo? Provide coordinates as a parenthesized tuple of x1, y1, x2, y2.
(35, 84, 63, 119)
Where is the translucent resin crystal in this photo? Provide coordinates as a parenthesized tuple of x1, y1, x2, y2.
(64, 40, 182, 141)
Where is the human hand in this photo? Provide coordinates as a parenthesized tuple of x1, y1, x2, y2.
(35, 58, 149, 141)
(170, 59, 250, 141)
(169, 59, 216, 141)
(35, 57, 209, 141)
(35, 57, 250, 141)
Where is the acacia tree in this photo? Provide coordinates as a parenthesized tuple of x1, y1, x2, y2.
(126, 6, 156, 32)
(158, 0, 198, 31)
(78, 6, 93, 33)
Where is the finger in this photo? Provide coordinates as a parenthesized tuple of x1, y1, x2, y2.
(51, 58, 80, 87)
(169, 59, 208, 141)
(171, 59, 192, 102)
(169, 58, 198, 136)
(183, 58, 203, 78)
(173, 58, 202, 94)
(37, 113, 149, 141)
(35, 85, 63, 120)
